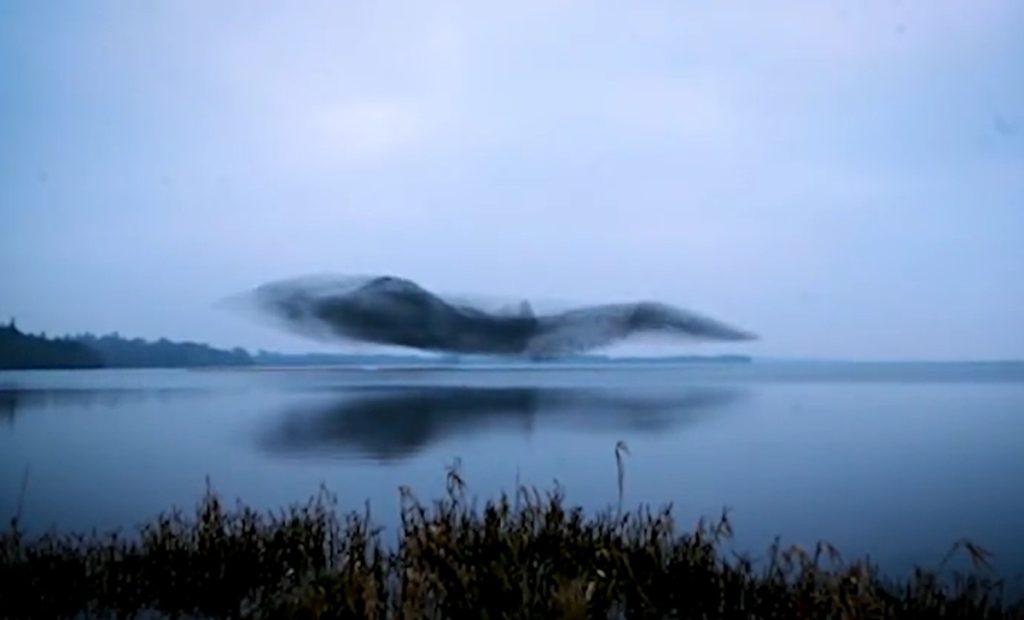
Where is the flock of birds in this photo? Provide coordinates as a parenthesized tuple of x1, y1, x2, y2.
(236, 274, 755, 359)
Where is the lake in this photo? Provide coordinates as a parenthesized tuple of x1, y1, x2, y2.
(2, 363, 1023, 588)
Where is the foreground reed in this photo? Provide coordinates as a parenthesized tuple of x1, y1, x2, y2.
(1, 467, 1020, 618)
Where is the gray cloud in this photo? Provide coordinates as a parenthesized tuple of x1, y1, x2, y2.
(2, 2, 1022, 359)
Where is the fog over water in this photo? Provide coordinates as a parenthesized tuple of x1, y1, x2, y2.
(2, 364, 1023, 589)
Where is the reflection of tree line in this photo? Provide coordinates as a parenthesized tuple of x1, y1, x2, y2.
(0, 390, 14, 425)
(0, 388, 205, 422)
(263, 386, 744, 461)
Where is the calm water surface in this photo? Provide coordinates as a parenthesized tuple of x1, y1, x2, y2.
(2, 363, 1023, 585)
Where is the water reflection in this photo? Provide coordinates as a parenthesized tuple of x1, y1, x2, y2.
(262, 386, 743, 460)
(0, 390, 14, 425)
(0, 387, 205, 422)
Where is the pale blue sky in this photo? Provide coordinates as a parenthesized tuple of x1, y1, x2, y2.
(2, 1, 1022, 359)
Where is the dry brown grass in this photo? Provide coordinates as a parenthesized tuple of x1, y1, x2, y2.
(1, 463, 1021, 618)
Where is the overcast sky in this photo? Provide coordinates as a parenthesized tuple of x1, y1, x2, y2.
(2, 1, 1022, 359)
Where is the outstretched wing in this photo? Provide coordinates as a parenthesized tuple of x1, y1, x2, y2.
(526, 302, 754, 357)
(245, 275, 466, 347)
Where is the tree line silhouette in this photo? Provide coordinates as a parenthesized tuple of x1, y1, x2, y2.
(1, 318, 752, 370)
(0, 319, 252, 369)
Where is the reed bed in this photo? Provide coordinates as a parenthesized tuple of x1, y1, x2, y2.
(2, 466, 1020, 619)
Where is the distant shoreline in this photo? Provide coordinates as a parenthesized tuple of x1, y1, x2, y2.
(1, 322, 757, 370)
(4, 323, 1022, 371)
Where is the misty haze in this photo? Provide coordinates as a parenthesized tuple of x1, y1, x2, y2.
(2, 1, 1023, 617)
